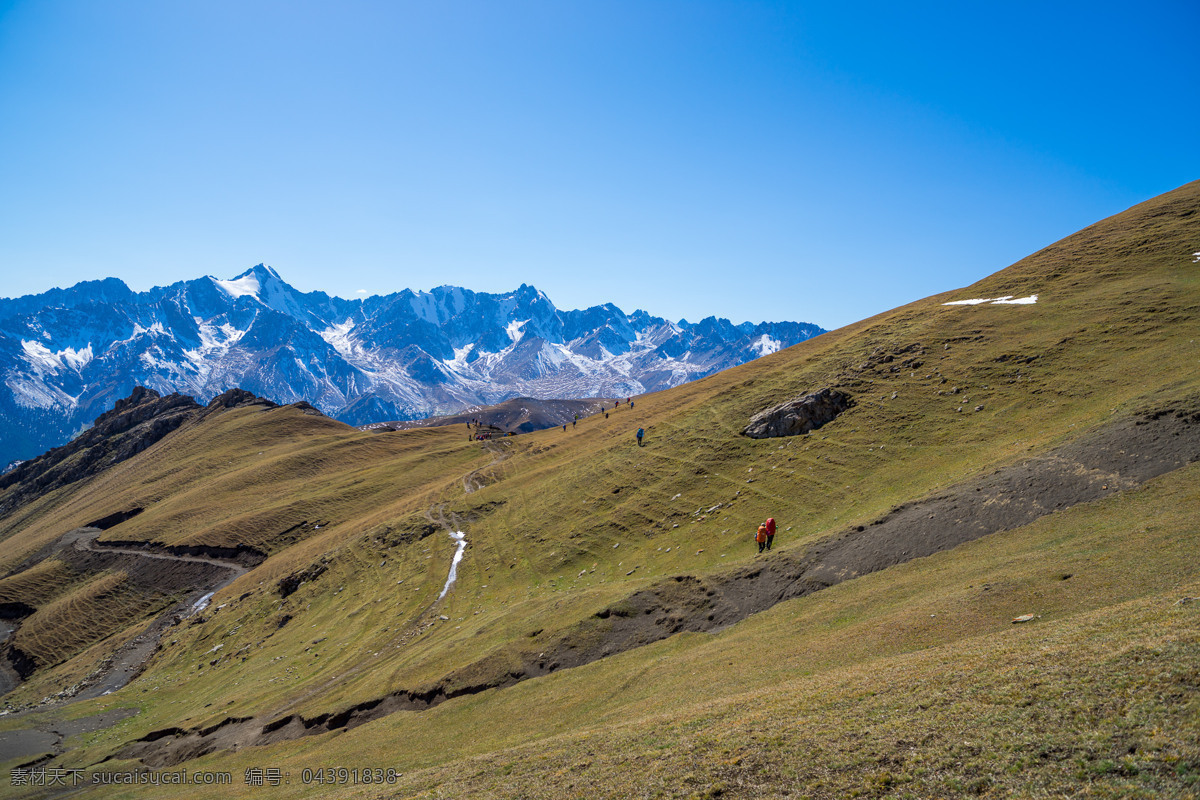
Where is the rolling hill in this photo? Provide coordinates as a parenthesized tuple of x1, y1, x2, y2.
(0, 180, 1198, 798)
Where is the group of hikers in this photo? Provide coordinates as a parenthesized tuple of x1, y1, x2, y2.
(755, 517, 777, 553)
(466, 419, 513, 441)
(555, 397, 641, 444)
(463, 396, 646, 443)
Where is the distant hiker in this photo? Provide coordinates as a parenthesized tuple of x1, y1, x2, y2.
(563, 424, 567, 432)
(573, 418, 577, 428)
(756, 523, 768, 554)
(765, 517, 776, 551)
(630, 400, 634, 409)
(605, 412, 609, 419)
(636, 428, 644, 446)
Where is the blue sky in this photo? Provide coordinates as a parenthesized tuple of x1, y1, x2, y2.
(1, 2, 1196, 330)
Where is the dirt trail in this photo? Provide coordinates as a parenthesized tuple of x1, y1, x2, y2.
(118, 407, 1200, 769)
(56, 528, 249, 703)
(463, 439, 510, 493)
(73, 529, 253, 573)
(4, 528, 251, 705)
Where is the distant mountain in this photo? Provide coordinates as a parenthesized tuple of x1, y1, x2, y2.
(0, 266, 824, 464)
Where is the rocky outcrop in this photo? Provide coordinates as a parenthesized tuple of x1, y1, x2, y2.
(203, 388, 278, 414)
(3, 644, 37, 680)
(277, 560, 330, 598)
(742, 388, 854, 439)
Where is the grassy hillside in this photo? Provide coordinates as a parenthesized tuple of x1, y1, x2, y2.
(1, 181, 1198, 798)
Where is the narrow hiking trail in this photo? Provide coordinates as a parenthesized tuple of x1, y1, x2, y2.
(462, 438, 511, 493)
(3, 527, 252, 710)
(69, 530, 249, 702)
(70, 528, 251, 575)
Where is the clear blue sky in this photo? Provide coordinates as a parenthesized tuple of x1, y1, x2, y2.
(1, 1, 1196, 330)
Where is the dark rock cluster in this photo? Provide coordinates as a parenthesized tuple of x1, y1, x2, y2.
(742, 388, 854, 439)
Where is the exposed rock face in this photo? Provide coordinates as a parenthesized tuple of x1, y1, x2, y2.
(742, 388, 854, 439)
(200, 387, 278, 419)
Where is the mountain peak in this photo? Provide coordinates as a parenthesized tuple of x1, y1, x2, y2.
(245, 263, 282, 281)
(210, 264, 286, 302)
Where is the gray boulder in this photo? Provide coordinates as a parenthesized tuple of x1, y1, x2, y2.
(742, 388, 854, 439)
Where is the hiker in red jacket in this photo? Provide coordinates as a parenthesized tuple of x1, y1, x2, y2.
(765, 517, 776, 550)
(756, 523, 768, 554)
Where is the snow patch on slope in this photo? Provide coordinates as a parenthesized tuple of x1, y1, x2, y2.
(444, 344, 475, 371)
(943, 295, 1038, 306)
(5, 375, 78, 410)
(20, 340, 94, 375)
(319, 319, 358, 358)
(751, 334, 781, 357)
(213, 274, 261, 300)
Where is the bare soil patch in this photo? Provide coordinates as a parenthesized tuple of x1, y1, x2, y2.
(0, 708, 139, 766)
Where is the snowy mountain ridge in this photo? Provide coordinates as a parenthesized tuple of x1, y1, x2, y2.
(0, 265, 824, 464)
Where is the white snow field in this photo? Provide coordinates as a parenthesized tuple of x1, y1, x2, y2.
(942, 295, 1038, 306)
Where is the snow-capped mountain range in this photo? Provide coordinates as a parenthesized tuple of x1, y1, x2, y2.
(0, 265, 824, 464)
